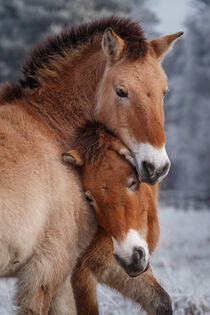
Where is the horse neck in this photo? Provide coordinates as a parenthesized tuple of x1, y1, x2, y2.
(30, 45, 106, 150)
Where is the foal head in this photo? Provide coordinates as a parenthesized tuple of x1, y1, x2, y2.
(62, 122, 159, 277)
(95, 25, 183, 185)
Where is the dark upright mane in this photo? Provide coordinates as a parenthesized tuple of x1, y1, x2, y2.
(1, 16, 147, 103)
(72, 121, 115, 164)
(22, 16, 147, 85)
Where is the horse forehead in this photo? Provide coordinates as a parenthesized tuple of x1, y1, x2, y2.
(133, 57, 167, 84)
(90, 153, 133, 184)
(110, 56, 167, 87)
(102, 152, 133, 175)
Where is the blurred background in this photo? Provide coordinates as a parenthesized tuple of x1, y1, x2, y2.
(0, 0, 210, 314)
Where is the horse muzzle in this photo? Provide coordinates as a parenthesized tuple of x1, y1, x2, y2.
(140, 160, 170, 185)
(114, 247, 149, 277)
(131, 143, 170, 185)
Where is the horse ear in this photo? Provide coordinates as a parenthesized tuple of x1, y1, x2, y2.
(150, 32, 184, 61)
(102, 28, 125, 62)
(62, 149, 84, 166)
(109, 138, 135, 167)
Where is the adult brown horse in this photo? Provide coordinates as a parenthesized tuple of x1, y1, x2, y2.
(0, 16, 182, 313)
(1, 16, 183, 184)
(62, 121, 172, 315)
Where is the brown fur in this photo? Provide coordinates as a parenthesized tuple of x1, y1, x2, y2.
(0, 16, 147, 100)
(62, 122, 172, 314)
(0, 16, 182, 313)
(22, 16, 147, 83)
(0, 103, 96, 314)
(72, 233, 172, 315)
(71, 121, 116, 164)
(0, 17, 181, 154)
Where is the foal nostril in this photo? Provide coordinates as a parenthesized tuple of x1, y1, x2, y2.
(137, 247, 144, 259)
(133, 247, 145, 266)
(142, 161, 155, 178)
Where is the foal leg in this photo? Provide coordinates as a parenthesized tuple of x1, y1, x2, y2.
(72, 231, 172, 315)
(49, 273, 76, 315)
(72, 231, 110, 315)
(73, 263, 172, 315)
(99, 265, 172, 315)
(72, 263, 99, 315)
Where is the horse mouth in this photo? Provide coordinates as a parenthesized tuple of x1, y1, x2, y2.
(127, 262, 150, 277)
(114, 254, 150, 277)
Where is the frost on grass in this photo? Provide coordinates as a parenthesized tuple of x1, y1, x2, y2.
(0, 208, 210, 314)
(0, 278, 17, 315)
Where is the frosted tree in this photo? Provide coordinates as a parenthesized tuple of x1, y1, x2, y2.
(131, 0, 159, 38)
(162, 1, 210, 208)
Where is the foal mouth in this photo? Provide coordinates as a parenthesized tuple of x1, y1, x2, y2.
(128, 262, 150, 277)
(114, 254, 150, 277)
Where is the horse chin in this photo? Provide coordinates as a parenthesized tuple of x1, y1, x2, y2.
(126, 262, 150, 278)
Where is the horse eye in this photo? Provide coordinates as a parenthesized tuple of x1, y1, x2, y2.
(163, 89, 169, 97)
(128, 179, 138, 191)
(115, 87, 128, 98)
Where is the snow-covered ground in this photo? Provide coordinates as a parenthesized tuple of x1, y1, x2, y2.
(98, 208, 210, 315)
(0, 208, 210, 314)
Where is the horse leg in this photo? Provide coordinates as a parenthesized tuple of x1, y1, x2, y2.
(72, 262, 99, 315)
(72, 235, 172, 315)
(16, 236, 74, 315)
(49, 273, 76, 315)
(73, 257, 172, 315)
(99, 265, 172, 315)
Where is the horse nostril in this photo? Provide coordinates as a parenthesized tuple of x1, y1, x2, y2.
(133, 247, 145, 265)
(161, 162, 170, 175)
(137, 248, 144, 259)
(142, 161, 155, 178)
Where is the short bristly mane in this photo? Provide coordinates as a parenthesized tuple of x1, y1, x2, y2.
(0, 16, 147, 102)
(72, 122, 115, 164)
(22, 16, 147, 82)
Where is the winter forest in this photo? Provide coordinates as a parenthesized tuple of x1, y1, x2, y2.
(0, 0, 210, 314)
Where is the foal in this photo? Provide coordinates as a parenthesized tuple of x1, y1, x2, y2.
(62, 122, 172, 315)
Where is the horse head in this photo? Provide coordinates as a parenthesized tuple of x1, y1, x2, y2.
(62, 122, 159, 277)
(96, 28, 183, 185)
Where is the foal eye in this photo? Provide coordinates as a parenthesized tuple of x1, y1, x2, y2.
(128, 179, 138, 191)
(115, 87, 128, 98)
(85, 194, 93, 203)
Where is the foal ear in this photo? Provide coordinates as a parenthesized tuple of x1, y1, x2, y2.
(150, 32, 184, 61)
(109, 138, 135, 167)
(62, 149, 84, 166)
(102, 28, 125, 63)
